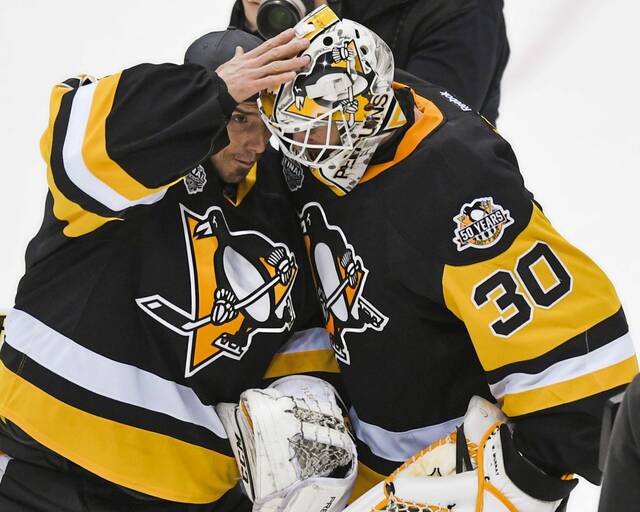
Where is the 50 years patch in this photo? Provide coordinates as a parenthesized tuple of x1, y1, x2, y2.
(452, 197, 514, 251)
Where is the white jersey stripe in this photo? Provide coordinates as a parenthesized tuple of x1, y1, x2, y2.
(490, 332, 635, 399)
(5, 309, 226, 438)
(62, 82, 166, 212)
(349, 407, 464, 462)
(0, 453, 11, 484)
(276, 327, 332, 354)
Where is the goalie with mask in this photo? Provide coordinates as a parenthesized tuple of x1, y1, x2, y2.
(236, 5, 638, 511)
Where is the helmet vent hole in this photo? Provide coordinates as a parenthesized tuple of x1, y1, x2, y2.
(323, 36, 333, 46)
(355, 29, 360, 38)
(361, 45, 369, 55)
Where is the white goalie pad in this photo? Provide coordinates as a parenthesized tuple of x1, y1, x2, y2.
(345, 396, 577, 512)
(216, 375, 357, 512)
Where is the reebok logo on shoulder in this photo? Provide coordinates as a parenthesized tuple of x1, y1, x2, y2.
(440, 91, 472, 112)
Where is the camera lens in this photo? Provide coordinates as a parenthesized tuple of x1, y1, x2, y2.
(257, 0, 305, 39)
(267, 6, 296, 30)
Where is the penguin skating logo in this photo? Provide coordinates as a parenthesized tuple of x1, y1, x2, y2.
(300, 202, 388, 365)
(137, 205, 297, 377)
(452, 197, 514, 251)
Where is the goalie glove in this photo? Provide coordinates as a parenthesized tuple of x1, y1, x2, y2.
(345, 396, 578, 512)
(216, 375, 357, 512)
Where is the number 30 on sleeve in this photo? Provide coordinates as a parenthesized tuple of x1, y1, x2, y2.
(472, 242, 573, 337)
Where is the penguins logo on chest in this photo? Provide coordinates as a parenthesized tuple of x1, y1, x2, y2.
(300, 202, 388, 365)
(137, 204, 297, 377)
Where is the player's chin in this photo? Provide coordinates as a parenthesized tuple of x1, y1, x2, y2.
(224, 161, 254, 184)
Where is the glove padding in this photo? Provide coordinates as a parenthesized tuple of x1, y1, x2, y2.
(216, 375, 357, 512)
(345, 396, 577, 512)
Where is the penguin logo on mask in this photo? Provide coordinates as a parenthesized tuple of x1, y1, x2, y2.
(137, 205, 297, 377)
(300, 202, 388, 365)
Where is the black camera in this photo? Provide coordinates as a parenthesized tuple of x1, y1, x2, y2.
(256, 0, 317, 39)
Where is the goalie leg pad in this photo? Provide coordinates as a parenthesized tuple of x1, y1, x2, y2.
(344, 396, 577, 512)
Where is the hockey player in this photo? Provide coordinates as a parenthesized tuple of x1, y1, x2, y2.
(0, 28, 354, 511)
(257, 6, 638, 510)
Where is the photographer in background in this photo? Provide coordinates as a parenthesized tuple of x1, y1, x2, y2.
(230, 0, 509, 123)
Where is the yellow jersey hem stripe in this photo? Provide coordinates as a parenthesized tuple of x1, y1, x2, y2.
(501, 356, 638, 416)
(263, 348, 340, 379)
(490, 332, 635, 398)
(351, 462, 386, 502)
(0, 361, 238, 504)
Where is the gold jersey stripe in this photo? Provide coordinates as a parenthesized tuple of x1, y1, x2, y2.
(501, 356, 638, 416)
(443, 205, 621, 371)
(41, 84, 119, 237)
(82, 73, 168, 201)
(350, 461, 386, 502)
(263, 348, 340, 379)
(0, 362, 238, 504)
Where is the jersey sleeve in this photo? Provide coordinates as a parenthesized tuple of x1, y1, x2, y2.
(433, 118, 637, 481)
(39, 64, 236, 238)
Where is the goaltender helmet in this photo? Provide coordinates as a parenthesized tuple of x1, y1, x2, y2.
(258, 5, 407, 194)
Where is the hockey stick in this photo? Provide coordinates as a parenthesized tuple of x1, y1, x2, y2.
(324, 251, 360, 310)
(182, 251, 294, 331)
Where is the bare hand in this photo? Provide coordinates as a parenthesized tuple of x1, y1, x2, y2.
(216, 29, 310, 103)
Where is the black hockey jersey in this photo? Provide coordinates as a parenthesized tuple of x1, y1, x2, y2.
(283, 73, 638, 496)
(0, 64, 334, 505)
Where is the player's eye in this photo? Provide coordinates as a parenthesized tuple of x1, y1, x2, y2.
(231, 113, 248, 124)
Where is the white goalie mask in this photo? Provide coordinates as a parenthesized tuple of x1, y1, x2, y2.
(258, 5, 407, 194)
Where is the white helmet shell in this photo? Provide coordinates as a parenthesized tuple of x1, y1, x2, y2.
(258, 5, 407, 194)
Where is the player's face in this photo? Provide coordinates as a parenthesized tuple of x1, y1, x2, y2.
(210, 102, 271, 184)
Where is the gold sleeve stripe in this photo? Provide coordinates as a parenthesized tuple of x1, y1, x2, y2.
(41, 84, 119, 237)
(350, 462, 386, 502)
(443, 205, 622, 371)
(500, 356, 638, 417)
(82, 73, 168, 201)
(263, 348, 340, 379)
(0, 361, 238, 504)
(359, 87, 444, 185)
(489, 332, 635, 401)
(61, 78, 165, 211)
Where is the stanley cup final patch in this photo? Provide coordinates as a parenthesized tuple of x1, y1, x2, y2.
(452, 197, 514, 251)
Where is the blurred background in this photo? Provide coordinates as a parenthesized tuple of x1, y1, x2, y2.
(1, 1, 638, 509)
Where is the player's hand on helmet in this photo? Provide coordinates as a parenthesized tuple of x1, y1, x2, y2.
(344, 396, 577, 512)
(216, 28, 310, 103)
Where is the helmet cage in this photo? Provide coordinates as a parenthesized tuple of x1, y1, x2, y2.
(262, 102, 356, 167)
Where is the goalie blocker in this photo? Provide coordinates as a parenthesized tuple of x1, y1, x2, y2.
(345, 397, 578, 512)
(216, 375, 357, 512)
